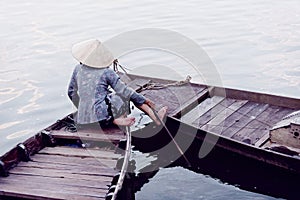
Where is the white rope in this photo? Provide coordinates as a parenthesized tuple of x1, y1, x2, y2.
(138, 75, 192, 92)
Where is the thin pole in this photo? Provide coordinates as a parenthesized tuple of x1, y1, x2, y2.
(111, 126, 131, 200)
(151, 107, 191, 167)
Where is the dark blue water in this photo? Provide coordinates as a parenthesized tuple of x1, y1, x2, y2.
(135, 167, 276, 200)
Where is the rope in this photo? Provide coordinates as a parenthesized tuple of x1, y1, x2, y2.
(113, 59, 131, 74)
(138, 75, 192, 92)
(111, 61, 285, 132)
(112, 60, 192, 90)
(57, 116, 77, 133)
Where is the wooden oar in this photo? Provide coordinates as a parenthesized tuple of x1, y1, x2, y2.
(150, 107, 191, 167)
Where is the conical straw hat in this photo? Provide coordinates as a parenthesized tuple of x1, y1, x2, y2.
(71, 39, 115, 68)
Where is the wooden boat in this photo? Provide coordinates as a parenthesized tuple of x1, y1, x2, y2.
(0, 72, 299, 199)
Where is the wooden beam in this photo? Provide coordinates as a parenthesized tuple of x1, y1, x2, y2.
(211, 86, 300, 109)
(51, 129, 125, 144)
(38, 147, 120, 160)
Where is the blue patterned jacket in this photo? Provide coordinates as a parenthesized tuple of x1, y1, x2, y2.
(68, 64, 145, 124)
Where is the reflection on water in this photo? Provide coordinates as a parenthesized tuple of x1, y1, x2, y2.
(17, 80, 43, 114)
(0, 71, 43, 113)
(6, 129, 31, 140)
(0, 121, 24, 130)
(0, 70, 44, 155)
(135, 167, 278, 200)
(131, 150, 278, 200)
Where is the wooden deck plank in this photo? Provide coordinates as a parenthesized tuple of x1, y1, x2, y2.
(221, 103, 269, 138)
(181, 96, 225, 124)
(201, 100, 248, 133)
(0, 186, 98, 200)
(191, 98, 236, 128)
(170, 88, 209, 117)
(0, 144, 120, 199)
(0, 145, 120, 200)
(244, 106, 290, 145)
(211, 85, 300, 109)
(267, 107, 296, 125)
(0, 177, 108, 196)
(251, 107, 296, 146)
(17, 161, 116, 176)
(209, 101, 259, 135)
(31, 154, 117, 168)
(232, 105, 281, 144)
(0, 177, 106, 200)
(38, 147, 120, 160)
(5, 173, 110, 189)
(254, 133, 270, 147)
(9, 167, 114, 181)
(127, 75, 210, 119)
(51, 129, 125, 143)
(140, 83, 207, 117)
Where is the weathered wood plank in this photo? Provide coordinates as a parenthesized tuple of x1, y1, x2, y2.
(0, 137, 122, 199)
(0, 177, 108, 196)
(201, 100, 248, 133)
(209, 101, 259, 135)
(76, 125, 125, 135)
(247, 106, 292, 144)
(0, 186, 81, 200)
(9, 167, 114, 181)
(254, 133, 270, 147)
(221, 103, 269, 138)
(171, 88, 209, 118)
(181, 96, 225, 125)
(51, 129, 125, 143)
(140, 83, 207, 117)
(211, 86, 300, 109)
(232, 105, 280, 144)
(31, 154, 116, 168)
(250, 107, 296, 146)
(0, 177, 106, 200)
(17, 161, 116, 176)
(141, 88, 178, 114)
(38, 147, 120, 160)
(5, 173, 110, 189)
(191, 98, 236, 128)
(268, 107, 296, 125)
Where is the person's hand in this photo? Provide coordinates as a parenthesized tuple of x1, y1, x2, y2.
(145, 98, 155, 108)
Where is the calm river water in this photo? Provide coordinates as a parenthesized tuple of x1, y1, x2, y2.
(1, 0, 299, 199)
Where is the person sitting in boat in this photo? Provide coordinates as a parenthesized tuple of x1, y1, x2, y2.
(68, 39, 167, 127)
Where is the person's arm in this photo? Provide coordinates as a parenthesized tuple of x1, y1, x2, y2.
(105, 68, 166, 125)
(67, 66, 79, 107)
(105, 68, 146, 106)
